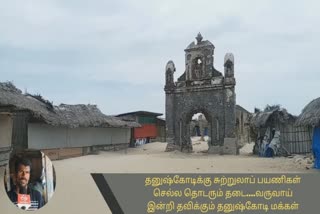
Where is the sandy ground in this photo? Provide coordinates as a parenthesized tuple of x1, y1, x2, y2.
(0, 138, 317, 214)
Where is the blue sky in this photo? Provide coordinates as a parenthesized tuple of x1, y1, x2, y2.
(1, 0, 319, 116)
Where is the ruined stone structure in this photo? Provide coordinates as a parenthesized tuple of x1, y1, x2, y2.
(164, 33, 238, 154)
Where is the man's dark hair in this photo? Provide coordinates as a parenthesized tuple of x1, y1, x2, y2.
(14, 157, 32, 173)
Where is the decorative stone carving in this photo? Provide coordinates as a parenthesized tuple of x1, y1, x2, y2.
(224, 53, 234, 78)
(165, 60, 176, 88)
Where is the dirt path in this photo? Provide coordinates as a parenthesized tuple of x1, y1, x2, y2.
(0, 141, 315, 214)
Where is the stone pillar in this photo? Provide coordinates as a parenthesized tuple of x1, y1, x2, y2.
(208, 119, 221, 154)
(224, 88, 236, 138)
(223, 87, 238, 154)
(165, 93, 176, 151)
(180, 120, 193, 153)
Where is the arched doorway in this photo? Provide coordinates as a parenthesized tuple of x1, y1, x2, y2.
(188, 112, 210, 153)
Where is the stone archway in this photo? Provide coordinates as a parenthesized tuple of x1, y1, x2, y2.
(164, 33, 238, 155)
(184, 108, 212, 153)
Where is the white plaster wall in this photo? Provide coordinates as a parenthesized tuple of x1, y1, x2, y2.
(28, 124, 68, 149)
(68, 127, 130, 147)
(0, 114, 13, 148)
(28, 123, 131, 149)
(68, 127, 110, 147)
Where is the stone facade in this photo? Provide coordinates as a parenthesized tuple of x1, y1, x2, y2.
(164, 33, 237, 154)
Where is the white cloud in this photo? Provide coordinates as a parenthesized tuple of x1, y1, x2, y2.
(1, 0, 320, 114)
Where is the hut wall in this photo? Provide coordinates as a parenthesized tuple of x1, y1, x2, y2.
(257, 122, 312, 154)
(28, 123, 68, 149)
(67, 127, 130, 147)
(27, 123, 131, 150)
(12, 111, 29, 150)
(0, 114, 12, 166)
(279, 123, 312, 154)
(134, 125, 157, 139)
(0, 114, 12, 148)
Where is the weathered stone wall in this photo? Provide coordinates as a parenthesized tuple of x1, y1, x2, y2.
(185, 48, 214, 81)
(166, 85, 236, 154)
(173, 89, 225, 145)
(236, 107, 252, 147)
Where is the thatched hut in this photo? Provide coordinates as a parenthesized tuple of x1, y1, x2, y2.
(250, 105, 312, 155)
(296, 97, 320, 168)
(296, 98, 320, 127)
(0, 82, 140, 162)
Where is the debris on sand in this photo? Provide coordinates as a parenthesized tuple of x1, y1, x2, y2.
(292, 155, 314, 169)
(240, 142, 254, 154)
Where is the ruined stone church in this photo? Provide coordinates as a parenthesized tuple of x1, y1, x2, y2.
(164, 33, 237, 154)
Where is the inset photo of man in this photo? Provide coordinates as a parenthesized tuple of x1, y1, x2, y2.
(4, 150, 56, 211)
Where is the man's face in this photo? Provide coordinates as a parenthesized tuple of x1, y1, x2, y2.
(16, 164, 30, 188)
